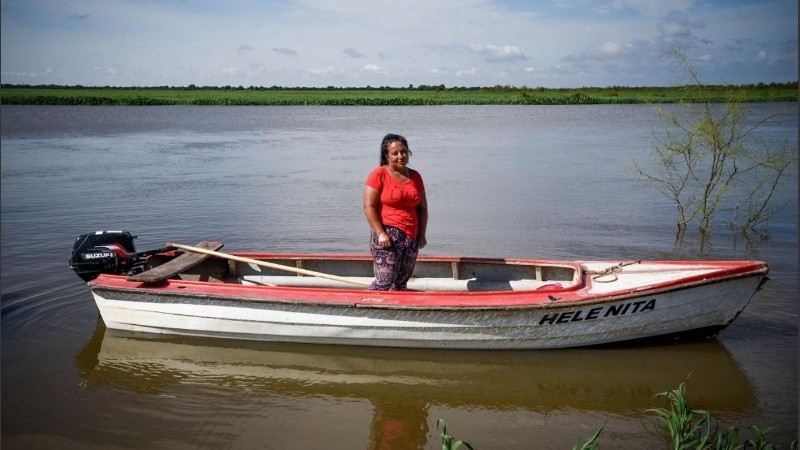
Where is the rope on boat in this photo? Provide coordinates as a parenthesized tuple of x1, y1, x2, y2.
(586, 260, 642, 283)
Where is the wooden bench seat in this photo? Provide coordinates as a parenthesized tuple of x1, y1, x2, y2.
(127, 241, 224, 283)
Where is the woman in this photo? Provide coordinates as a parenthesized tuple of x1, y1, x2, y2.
(363, 133, 428, 291)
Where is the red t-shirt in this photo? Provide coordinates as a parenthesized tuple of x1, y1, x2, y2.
(365, 166, 425, 238)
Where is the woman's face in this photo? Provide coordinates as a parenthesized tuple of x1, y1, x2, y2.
(385, 140, 409, 171)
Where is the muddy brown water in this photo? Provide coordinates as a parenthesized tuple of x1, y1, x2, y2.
(2, 104, 796, 448)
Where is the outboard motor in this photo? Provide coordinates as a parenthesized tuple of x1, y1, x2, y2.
(69, 231, 170, 281)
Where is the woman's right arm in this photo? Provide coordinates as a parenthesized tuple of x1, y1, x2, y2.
(363, 185, 392, 247)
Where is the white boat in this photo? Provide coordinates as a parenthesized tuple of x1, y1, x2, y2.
(70, 231, 769, 349)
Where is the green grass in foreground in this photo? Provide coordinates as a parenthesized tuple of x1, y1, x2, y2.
(1, 83, 796, 105)
(439, 382, 798, 450)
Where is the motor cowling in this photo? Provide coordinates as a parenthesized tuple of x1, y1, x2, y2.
(69, 231, 148, 281)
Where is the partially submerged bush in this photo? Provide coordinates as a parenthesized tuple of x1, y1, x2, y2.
(633, 49, 797, 240)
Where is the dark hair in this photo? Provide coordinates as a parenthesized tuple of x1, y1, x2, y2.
(379, 133, 411, 165)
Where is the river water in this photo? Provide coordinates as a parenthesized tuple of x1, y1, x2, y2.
(1, 104, 797, 449)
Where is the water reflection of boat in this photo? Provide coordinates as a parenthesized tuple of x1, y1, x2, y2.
(75, 319, 757, 448)
(76, 319, 755, 416)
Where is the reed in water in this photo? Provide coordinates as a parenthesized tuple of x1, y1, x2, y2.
(440, 382, 798, 449)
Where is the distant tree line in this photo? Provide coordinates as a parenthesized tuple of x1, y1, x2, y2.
(1, 82, 796, 91)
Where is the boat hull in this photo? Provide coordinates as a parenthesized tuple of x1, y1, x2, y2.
(89, 269, 765, 349)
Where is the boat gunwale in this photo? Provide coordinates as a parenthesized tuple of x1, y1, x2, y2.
(88, 259, 769, 311)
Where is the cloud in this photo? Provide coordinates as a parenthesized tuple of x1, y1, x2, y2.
(657, 11, 704, 42)
(456, 67, 478, 76)
(469, 44, 528, 63)
(342, 48, 365, 58)
(600, 42, 624, 55)
(3, 70, 39, 78)
(307, 66, 342, 75)
(0, 0, 794, 88)
(594, 5, 610, 15)
(93, 66, 123, 76)
(603, 0, 696, 16)
(272, 47, 298, 56)
(249, 63, 268, 73)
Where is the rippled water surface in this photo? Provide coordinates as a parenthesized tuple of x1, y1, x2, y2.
(2, 104, 797, 449)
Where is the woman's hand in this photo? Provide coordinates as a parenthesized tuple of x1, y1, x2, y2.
(377, 232, 392, 248)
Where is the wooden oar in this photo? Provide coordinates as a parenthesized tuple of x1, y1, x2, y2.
(167, 242, 372, 287)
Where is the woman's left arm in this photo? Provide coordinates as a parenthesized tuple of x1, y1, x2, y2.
(416, 190, 428, 250)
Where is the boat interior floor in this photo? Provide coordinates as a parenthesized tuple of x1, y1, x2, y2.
(149, 254, 579, 292)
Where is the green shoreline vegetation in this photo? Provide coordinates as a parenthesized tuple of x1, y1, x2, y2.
(438, 382, 798, 450)
(0, 82, 796, 106)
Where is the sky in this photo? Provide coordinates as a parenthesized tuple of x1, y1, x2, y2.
(1, 0, 797, 88)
